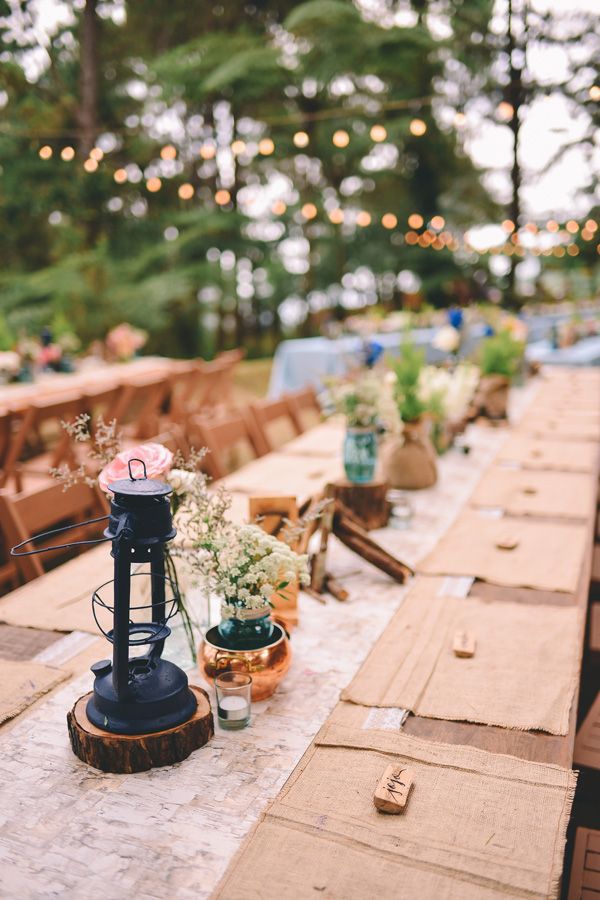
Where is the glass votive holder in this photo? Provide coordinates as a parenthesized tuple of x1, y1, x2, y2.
(215, 671, 252, 730)
(388, 492, 414, 530)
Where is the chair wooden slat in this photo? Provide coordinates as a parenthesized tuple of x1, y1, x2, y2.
(249, 397, 301, 454)
(285, 387, 322, 433)
(189, 408, 266, 480)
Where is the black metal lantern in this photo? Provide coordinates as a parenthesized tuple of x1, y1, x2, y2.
(12, 458, 197, 736)
(87, 459, 197, 734)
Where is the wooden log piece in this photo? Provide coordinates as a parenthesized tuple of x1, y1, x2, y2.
(327, 479, 391, 531)
(67, 686, 213, 774)
(332, 502, 413, 584)
(373, 764, 415, 813)
(453, 630, 476, 658)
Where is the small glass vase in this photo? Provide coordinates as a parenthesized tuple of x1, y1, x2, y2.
(343, 427, 377, 484)
(217, 605, 275, 650)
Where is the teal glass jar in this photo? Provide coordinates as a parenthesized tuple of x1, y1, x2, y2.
(343, 427, 377, 484)
(217, 605, 275, 650)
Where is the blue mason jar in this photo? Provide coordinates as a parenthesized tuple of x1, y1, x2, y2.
(343, 428, 377, 484)
(217, 606, 275, 650)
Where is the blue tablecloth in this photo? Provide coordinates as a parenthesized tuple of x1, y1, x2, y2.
(268, 308, 600, 397)
(526, 335, 600, 367)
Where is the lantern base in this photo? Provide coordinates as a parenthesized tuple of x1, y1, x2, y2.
(67, 686, 213, 773)
(87, 656, 197, 735)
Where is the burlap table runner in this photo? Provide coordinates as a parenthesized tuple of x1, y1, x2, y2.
(0, 658, 68, 724)
(214, 724, 575, 900)
(469, 466, 595, 519)
(418, 510, 587, 593)
(517, 413, 600, 441)
(495, 436, 598, 472)
(341, 579, 580, 734)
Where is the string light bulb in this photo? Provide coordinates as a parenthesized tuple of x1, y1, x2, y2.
(231, 140, 246, 156)
(178, 183, 194, 200)
(546, 219, 559, 232)
(497, 101, 514, 121)
(271, 200, 286, 215)
(39, 145, 53, 159)
(301, 202, 317, 219)
(293, 131, 309, 148)
(566, 220, 579, 233)
(589, 86, 600, 101)
(370, 124, 387, 142)
(329, 208, 344, 224)
(356, 211, 371, 227)
(60, 146, 75, 161)
(454, 112, 466, 127)
(83, 158, 98, 172)
(405, 231, 419, 245)
(430, 215, 445, 231)
(409, 119, 427, 136)
(146, 177, 162, 192)
(215, 189, 231, 205)
(407, 213, 423, 229)
(258, 138, 275, 155)
(585, 219, 598, 232)
(382, 213, 397, 229)
(332, 130, 350, 148)
(89, 147, 103, 161)
(160, 144, 177, 161)
(501, 219, 515, 232)
(200, 143, 216, 160)
(567, 244, 579, 256)
(114, 168, 128, 184)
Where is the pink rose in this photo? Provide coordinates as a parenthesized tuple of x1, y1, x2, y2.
(98, 443, 173, 494)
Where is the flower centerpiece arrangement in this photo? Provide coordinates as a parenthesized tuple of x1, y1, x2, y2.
(382, 340, 438, 490)
(323, 370, 400, 484)
(417, 362, 480, 453)
(105, 323, 147, 362)
(52, 417, 309, 666)
(475, 329, 525, 419)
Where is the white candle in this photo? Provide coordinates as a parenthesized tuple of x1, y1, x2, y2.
(218, 695, 249, 722)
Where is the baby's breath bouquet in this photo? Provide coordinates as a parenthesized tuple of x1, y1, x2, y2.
(324, 371, 401, 433)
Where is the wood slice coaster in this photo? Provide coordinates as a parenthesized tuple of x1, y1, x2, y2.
(328, 480, 390, 530)
(67, 686, 213, 774)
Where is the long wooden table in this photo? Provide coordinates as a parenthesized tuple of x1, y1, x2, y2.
(0, 370, 597, 898)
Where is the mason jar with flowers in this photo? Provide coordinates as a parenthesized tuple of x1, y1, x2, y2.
(326, 372, 400, 484)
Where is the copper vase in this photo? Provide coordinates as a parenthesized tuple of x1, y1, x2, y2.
(199, 623, 292, 701)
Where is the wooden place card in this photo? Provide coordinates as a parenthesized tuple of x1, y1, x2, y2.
(373, 763, 415, 814)
(453, 631, 476, 658)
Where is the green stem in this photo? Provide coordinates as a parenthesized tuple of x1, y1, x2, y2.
(165, 545, 197, 663)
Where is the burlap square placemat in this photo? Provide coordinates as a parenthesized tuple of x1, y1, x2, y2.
(495, 436, 598, 472)
(0, 658, 69, 724)
(418, 510, 587, 593)
(342, 579, 580, 734)
(469, 466, 595, 519)
(214, 724, 576, 900)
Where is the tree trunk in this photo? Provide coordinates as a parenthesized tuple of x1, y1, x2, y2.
(506, 0, 524, 309)
(77, 0, 99, 157)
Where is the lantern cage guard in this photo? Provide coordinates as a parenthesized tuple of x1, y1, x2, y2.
(92, 572, 179, 648)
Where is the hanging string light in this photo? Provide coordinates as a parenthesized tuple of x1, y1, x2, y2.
(258, 138, 275, 155)
(90, 147, 104, 161)
(381, 213, 397, 229)
(39, 145, 53, 159)
(301, 202, 317, 219)
(146, 177, 162, 192)
(332, 129, 350, 148)
(293, 131, 309, 148)
(60, 146, 75, 161)
(409, 119, 427, 136)
(407, 213, 423, 229)
(356, 211, 371, 227)
(113, 168, 128, 183)
(178, 183, 194, 200)
(271, 200, 286, 215)
(199, 143, 216, 159)
(328, 208, 344, 224)
(83, 158, 98, 172)
(215, 189, 231, 205)
(369, 124, 387, 142)
(160, 144, 177, 160)
(430, 215, 445, 231)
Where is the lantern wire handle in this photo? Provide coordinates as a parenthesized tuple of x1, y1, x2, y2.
(10, 515, 111, 557)
(128, 458, 147, 480)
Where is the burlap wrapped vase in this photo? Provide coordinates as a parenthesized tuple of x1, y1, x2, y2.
(382, 418, 438, 490)
(474, 374, 510, 420)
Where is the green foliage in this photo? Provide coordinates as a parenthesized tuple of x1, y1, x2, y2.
(479, 331, 523, 379)
(391, 339, 427, 422)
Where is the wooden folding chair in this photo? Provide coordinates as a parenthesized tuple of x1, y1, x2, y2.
(83, 383, 125, 432)
(112, 373, 172, 440)
(285, 387, 322, 433)
(0, 480, 108, 585)
(189, 408, 267, 480)
(167, 361, 209, 421)
(0, 392, 84, 490)
(568, 827, 600, 899)
(248, 397, 302, 454)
